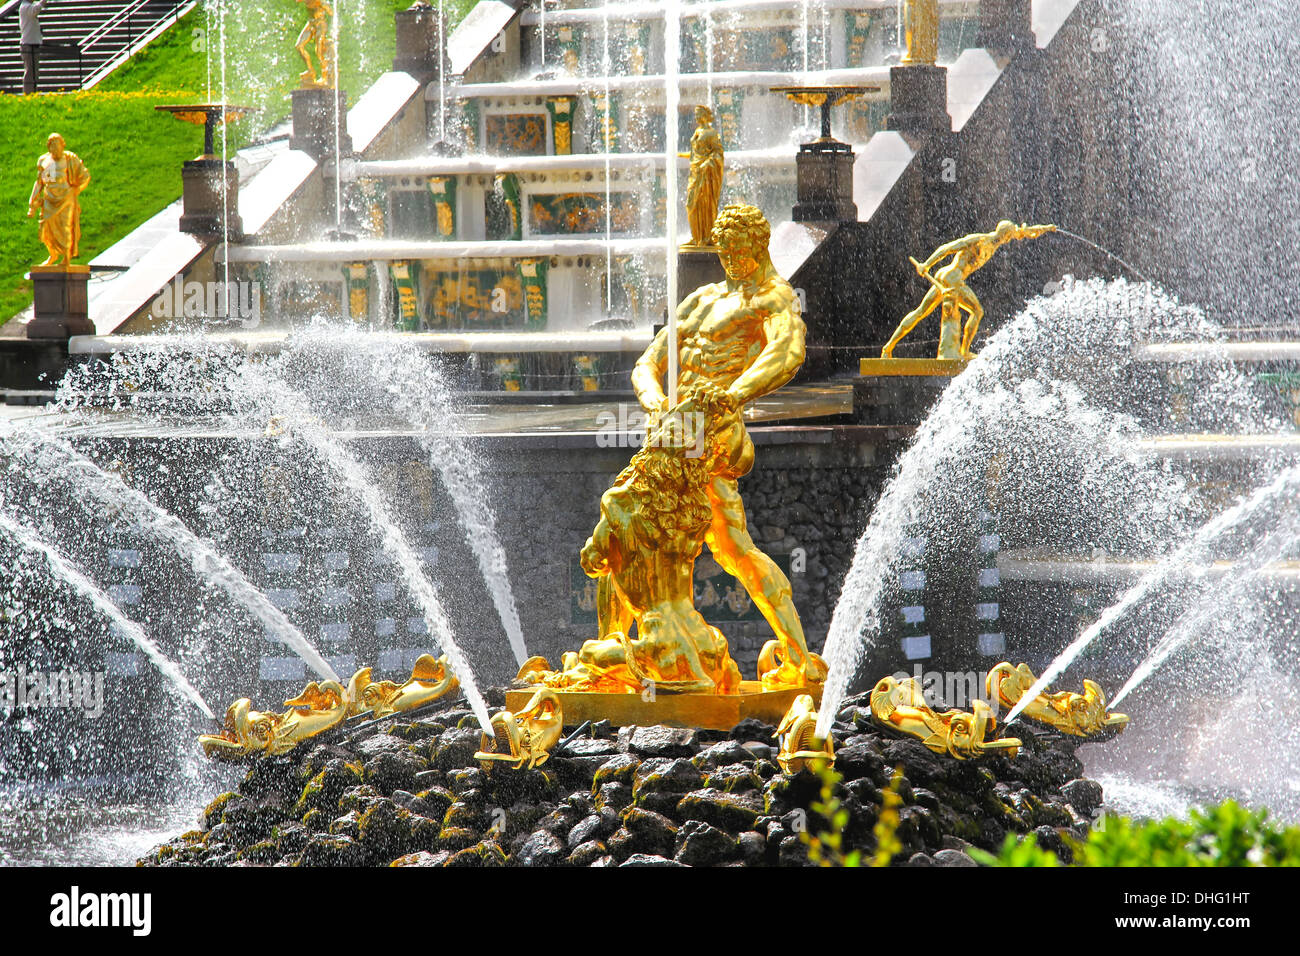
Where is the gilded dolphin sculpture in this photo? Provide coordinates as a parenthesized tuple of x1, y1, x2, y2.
(775, 694, 835, 774)
(474, 687, 564, 771)
(870, 676, 1020, 760)
(986, 662, 1129, 738)
(199, 679, 349, 761)
(347, 653, 460, 718)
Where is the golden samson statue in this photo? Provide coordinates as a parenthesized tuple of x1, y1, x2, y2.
(27, 133, 90, 267)
(881, 220, 1055, 361)
(682, 105, 724, 249)
(524, 204, 828, 695)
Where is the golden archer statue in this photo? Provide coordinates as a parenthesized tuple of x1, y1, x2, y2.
(27, 132, 90, 267)
(681, 105, 724, 248)
(295, 0, 336, 88)
(527, 204, 827, 694)
(881, 220, 1055, 361)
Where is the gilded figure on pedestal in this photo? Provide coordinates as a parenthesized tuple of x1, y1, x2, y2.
(27, 132, 89, 267)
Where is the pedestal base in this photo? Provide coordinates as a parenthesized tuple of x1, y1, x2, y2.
(506, 681, 822, 732)
(854, 366, 966, 426)
(885, 65, 952, 134)
(27, 265, 93, 339)
(793, 142, 858, 223)
(393, 3, 446, 80)
(179, 159, 243, 240)
(290, 87, 353, 160)
(978, 0, 1035, 54)
(676, 246, 725, 303)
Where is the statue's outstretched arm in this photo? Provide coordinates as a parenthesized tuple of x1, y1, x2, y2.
(1014, 223, 1056, 240)
(726, 292, 806, 407)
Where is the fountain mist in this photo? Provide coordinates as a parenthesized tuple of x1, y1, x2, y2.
(0, 424, 338, 682)
(266, 328, 528, 668)
(227, 362, 495, 734)
(0, 511, 213, 719)
(1109, 468, 1300, 708)
(1006, 464, 1300, 724)
(816, 277, 1273, 739)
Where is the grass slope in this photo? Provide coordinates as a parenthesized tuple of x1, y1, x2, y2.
(0, 88, 205, 324)
(2, 0, 469, 327)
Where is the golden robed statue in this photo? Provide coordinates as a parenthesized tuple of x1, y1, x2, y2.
(27, 133, 90, 267)
(681, 105, 724, 248)
(901, 0, 939, 66)
(525, 204, 828, 694)
(295, 0, 336, 88)
(881, 220, 1056, 361)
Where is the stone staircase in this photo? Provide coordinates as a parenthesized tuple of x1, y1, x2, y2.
(0, 0, 191, 94)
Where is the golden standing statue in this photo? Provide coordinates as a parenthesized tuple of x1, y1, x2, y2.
(295, 0, 336, 88)
(27, 133, 90, 267)
(901, 0, 940, 66)
(527, 205, 827, 694)
(681, 105, 724, 248)
(881, 220, 1056, 360)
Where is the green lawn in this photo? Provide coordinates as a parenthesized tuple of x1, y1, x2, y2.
(2, 0, 471, 326)
(0, 88, 205, 324)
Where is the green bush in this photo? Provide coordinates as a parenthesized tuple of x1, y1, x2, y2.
(972, 799, 1300, 867)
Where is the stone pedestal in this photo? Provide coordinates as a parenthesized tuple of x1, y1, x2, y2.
(793, 142, 857, 223)
(179, 158, 243, 240)
(885, 65, 952, 134)
(978, 0, 1035, 54)
(677, 246, 725, 302)
(27, 265, 93, 339)
(853, 368, 964, 426)
(291, 87, 353, 160)
(393, 2, 446, 80)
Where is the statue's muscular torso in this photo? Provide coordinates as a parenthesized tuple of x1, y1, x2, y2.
(635, 270, 805, 409)
(678, 285, 770, 391)
(942, 234, 1006, 280)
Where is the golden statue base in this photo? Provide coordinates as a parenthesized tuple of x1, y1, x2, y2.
(29, 264, 91, 275)
(505, 681, 822, 732)
(859, 357, 970, 377)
